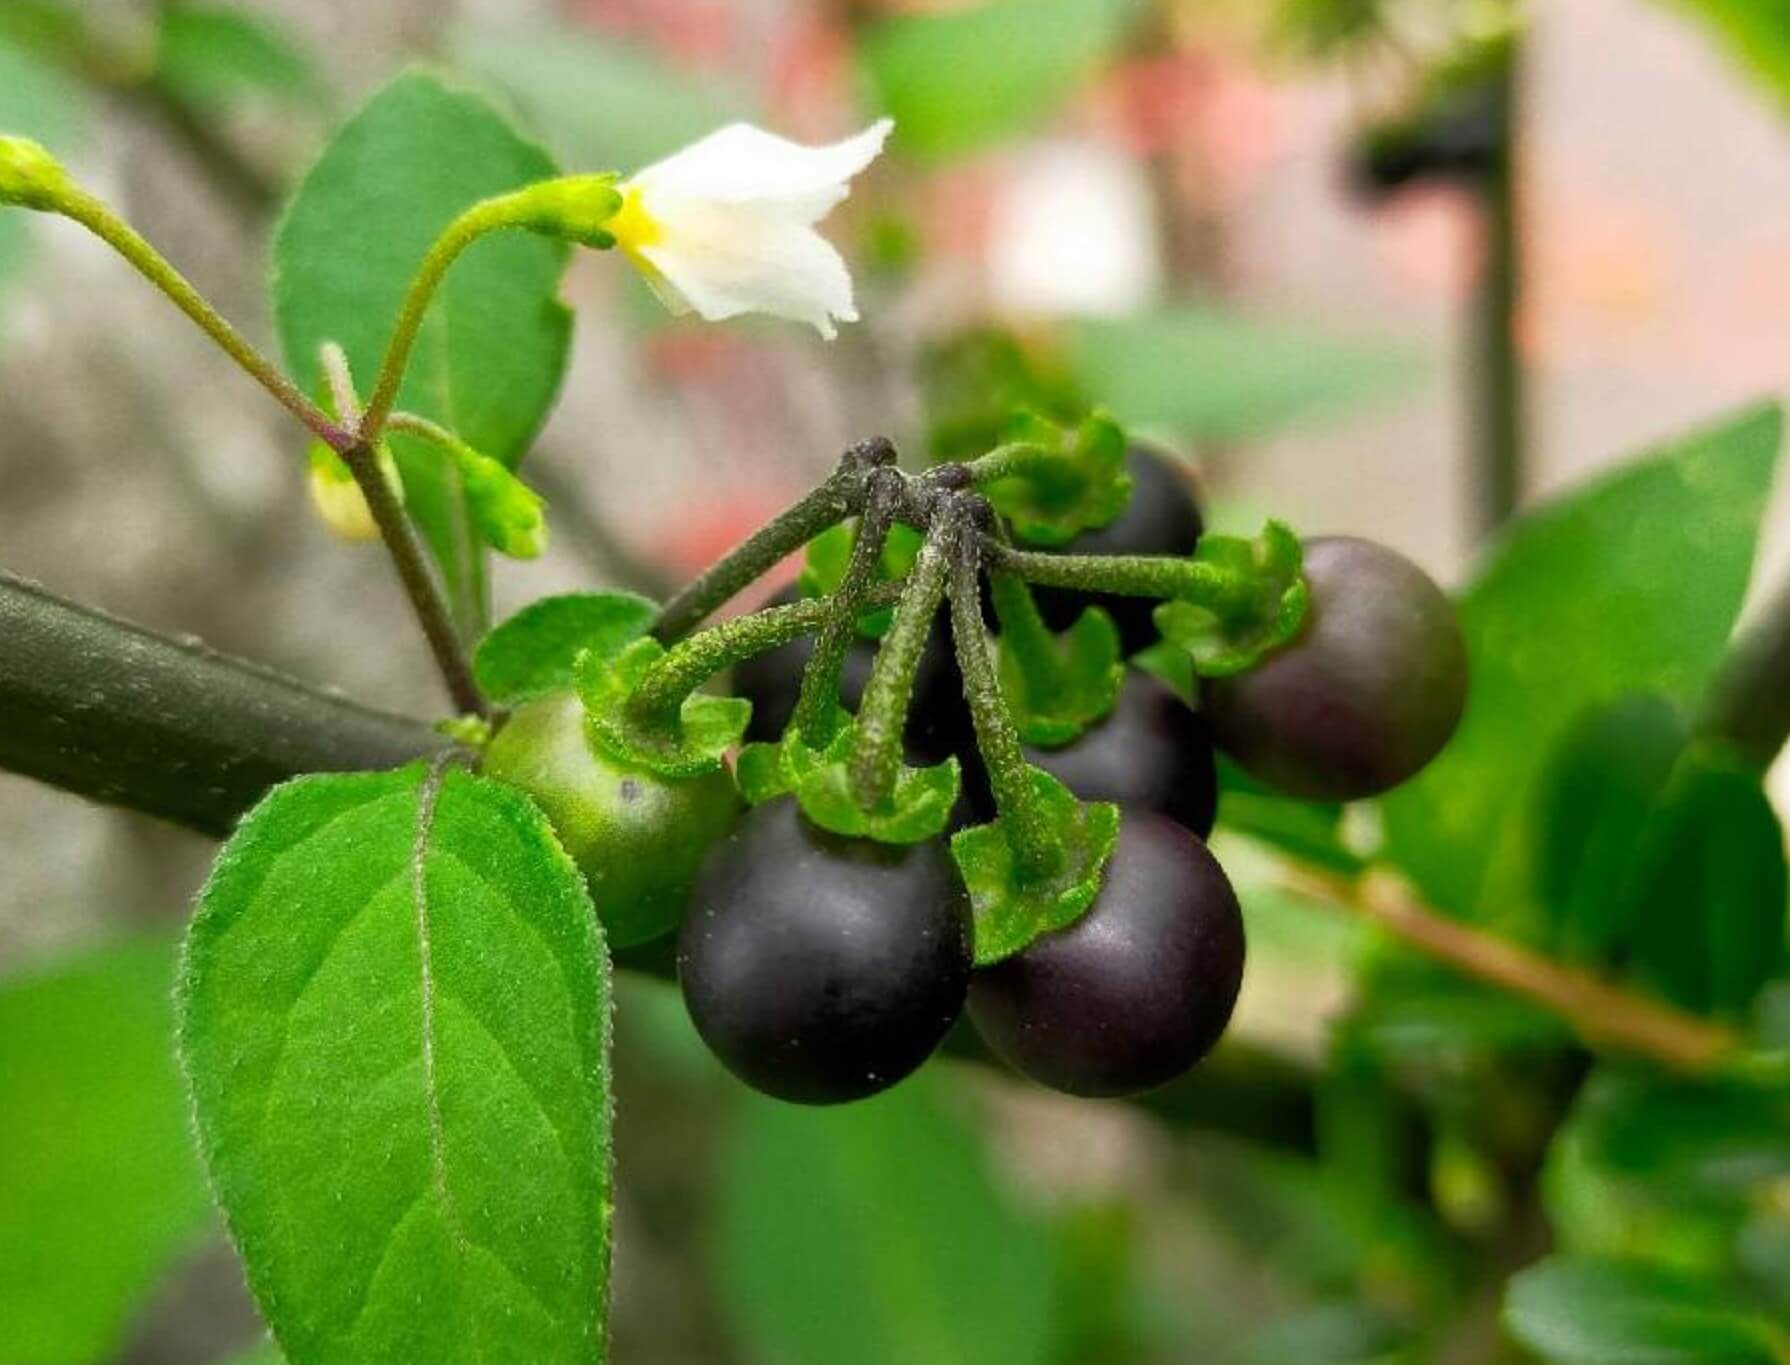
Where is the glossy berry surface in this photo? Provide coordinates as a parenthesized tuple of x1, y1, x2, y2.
(482, 691, 741, 946)
(733, 586, 966, 761)
(969, 809, 1244, 1098)
(966, 672, 1218, 837)
(1031, 445, 1204, 652)
(1205, 536, 1467, 802)
(679, 799, 972, 1104)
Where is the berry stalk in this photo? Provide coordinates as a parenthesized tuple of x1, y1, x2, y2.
(849, 517, 954, 809)
(652, 438, 895, 642)
(792, 467, 903, 745)
(947, 509, 1067, 883)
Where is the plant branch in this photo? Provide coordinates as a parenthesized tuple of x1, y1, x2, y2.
(1285, 865, 1740, 1072)
(650, 437, 896, 643)
(1469, 39, 1524, 538)
(0, 572, 445, 836)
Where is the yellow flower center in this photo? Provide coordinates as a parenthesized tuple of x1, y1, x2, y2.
(608, 186, 663, 255)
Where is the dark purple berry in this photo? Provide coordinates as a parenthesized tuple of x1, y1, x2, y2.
(1205, 536, 1467, 802)
(964, 672, 1218, 838)
(679, 800, 972, 1104)
(969, 809, 1244, 1098)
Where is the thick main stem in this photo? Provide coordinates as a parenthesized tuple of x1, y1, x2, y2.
(651, 438, 894, 642)
(850, 523, 953, 808)
(55, 189, 349, 449)
(948, 515, 1065, 882)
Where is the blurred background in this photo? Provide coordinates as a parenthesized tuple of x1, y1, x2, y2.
(2, 0, 1788, 1362)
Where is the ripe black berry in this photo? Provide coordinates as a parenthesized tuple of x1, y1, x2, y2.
(968, 809, 1244, 1098)
(1205, 536, 1466, 802)
(965, 672, 1218, 838)
(678, 799, 972, 1104)
(733, 587, 966, 761)
(1031, 445, 1204, 652)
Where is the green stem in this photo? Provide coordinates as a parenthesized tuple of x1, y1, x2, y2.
(989, 542, 1241, 608)
(962, 440, 1055, 486)
(55, 187, 350, 449)
(850, 521, 953, 808)
(624, 581, 906, 731)
(338, 434, 488, 718)
(651, 438, 895, 642)
(948, 514, 1065, 882)
(359, 190, 544, 445)
(793, 469, 901, 745)
(988, 562, 1061, 690)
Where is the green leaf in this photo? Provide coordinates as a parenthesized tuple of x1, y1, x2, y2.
(1534, 694, 1689, 959)
(450, 20, 752, 172)
(780, 722, 961, 843)
(0, 938, 213, 1365)
(1626, 745, 1788, 1016)
(179, 765, 613, 1365)
(996, 607, 1124, 747)
(581, 637, 750, 778)
(952, 770, 1120, 964)
(0, 30, 86, 305)
(274, 71, 571, 632)
(1383, 403, 1782, 921)
(474, 590, 657, 705)
(154, 5, 327, 112)
(1067, 308, 1418, 441)
(1154, 521, 1308, 677)
(717, 1074, 1053, 1365)
(1656, 0, 1790, 114)
(861, 0, 1137, 159)
(1502, 1256, 1784, 1364)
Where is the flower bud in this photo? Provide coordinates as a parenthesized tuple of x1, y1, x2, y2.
(460, 449, 547, 560)
(0, 135, 73, 212)
(306, 444, 404, 543)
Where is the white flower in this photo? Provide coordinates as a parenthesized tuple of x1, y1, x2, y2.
(610, 119, 893, 339)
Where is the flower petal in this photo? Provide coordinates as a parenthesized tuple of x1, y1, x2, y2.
(631, 118, 892, 221)
(637, 205, 857, 338)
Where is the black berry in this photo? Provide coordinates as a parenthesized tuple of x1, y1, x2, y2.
(1205, 536, 1467, 802)
(968, 809, 1244, 1098)
(678, 799, 972, 1104)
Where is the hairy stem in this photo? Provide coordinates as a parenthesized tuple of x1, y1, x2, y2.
(962, 440, 1055, 486)
(651, 437, 896, 642)
(54, 188, 349, 449)
(850, 523, 953, 808)
(623, 583, 905, 731)
(793, 469, 901, 745)
(948, 515, 1065, 882)
(988, 541, 1242, 609)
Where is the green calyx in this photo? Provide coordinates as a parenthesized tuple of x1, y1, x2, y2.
(581, 637, 750, 779)
(738, 722, 960, 844)
(950, 770, 1120, 966)
(0, 134, 72, 211)
(509, 173, 625, 249)
(993, 595, 1124, 749)
(1155, 520, 1309, 676)
(976, 409, 1133, 548)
